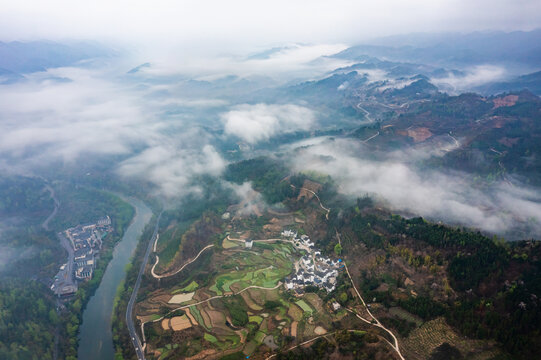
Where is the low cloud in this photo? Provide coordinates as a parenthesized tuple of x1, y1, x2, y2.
(225, 182, 267, 216)
(0, 66, 229, 198)
(222, 103, 315, 144)
(137, 44, 351, 82)
(431, 65, 506, 92)
(117, 142, 225, 198)
(290, 138, 541, 239)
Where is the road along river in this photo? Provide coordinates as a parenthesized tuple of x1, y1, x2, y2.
(78, 197, 152, 360)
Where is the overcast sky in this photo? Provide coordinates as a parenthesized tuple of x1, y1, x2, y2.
(1, 0, 540, 51)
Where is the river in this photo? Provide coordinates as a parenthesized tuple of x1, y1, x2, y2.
(78, 197, 152, 360)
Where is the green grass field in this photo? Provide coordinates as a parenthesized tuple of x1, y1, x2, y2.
(209, 243, 294, 295)
(249, 315, 263, 324)
(204, 333, 218, 343)
(189, 306, 208, 330)
(295, 299, 313, 313)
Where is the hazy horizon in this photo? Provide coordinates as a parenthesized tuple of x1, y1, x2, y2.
(1, 0, 541, 53)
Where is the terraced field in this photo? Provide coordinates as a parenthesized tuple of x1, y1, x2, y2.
(141, 239, 356, 358)
(402, 317, 501, 360)
(209, 245, 294, 295)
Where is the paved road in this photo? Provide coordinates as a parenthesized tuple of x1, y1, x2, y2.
(356, 102, 374, 122)
(336, 231, 404, 360)
(290, 185, 330, 219)
(151, 244, 215, 279)
(42, 184, 60, 231)
(126, 211, 162, 360)
(362, 131, 380, 143)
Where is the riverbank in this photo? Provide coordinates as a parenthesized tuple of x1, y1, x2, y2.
(112, 213, 160, 359)
(77, 197, 152, 360)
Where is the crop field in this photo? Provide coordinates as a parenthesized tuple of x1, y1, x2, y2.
(249, 315, 263, 324)
(189, 306, 207, 330)
(240, 291, 263, 311)
(388, 307, 423, 326)
(287, 304, 303, 321)
(402, 317, 500, 360)
(170, 315, 192, 331)
(304, 293, 324, 313)
(222, 237, 240, 249)
(172, 280, 198, 293)
(204, 333, 218, 343)
(209, 243, 294, 295)
(141, 228, 352, 358)
(295, 299, 313, 313)
(168, 292, 194, 304)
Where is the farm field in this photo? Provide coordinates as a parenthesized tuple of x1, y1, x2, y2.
(135, 182, 428, 360)
(139, 234, 363, 359)
(401, 317, 502, 360)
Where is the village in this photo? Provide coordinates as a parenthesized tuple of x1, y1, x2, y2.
(280, 230, 342, 294)
(50, 216, 112, 297)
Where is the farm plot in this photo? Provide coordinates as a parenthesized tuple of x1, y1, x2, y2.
(209, 244, 294, 295)
(249, 315, 263, 325)
(171, 280, 199, 294)
(303, 293, 324, 313)
(402, 317, 500, 360)
(287, 303, 303, 321)
(295, 299, 313, 313)
(168, 292, 195, 304)
(189, 306, 208, 330)
(170, 315, 192, 331)
(240, 291, 263, 311)
(222, 237, 240, 249)
(389, 307, 423, 326)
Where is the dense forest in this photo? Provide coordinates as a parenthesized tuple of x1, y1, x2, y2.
(0, 177, 135, 360)
(336, 202, 541, 359)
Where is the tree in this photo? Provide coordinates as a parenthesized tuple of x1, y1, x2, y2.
(334, 243, 342, 256)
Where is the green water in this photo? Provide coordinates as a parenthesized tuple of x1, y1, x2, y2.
(78, 197, 152, 360)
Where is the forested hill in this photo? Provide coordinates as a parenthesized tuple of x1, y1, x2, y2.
(331, 200, 541, 359)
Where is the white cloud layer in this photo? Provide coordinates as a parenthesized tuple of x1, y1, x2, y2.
(291, 138, 541, 238)
(1, 1, 540, 49)
(431, 65, 506, 92)
(222, 103, 315, 144)
(117, 143, 225, 198)
(0, 66, 228, 198)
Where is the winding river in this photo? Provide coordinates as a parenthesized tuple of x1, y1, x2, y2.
(78, 197, 152, 360)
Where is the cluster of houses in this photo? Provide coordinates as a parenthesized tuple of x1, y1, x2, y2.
(51, 216, 112, 297)
(68, 216, 111, 280)
(281, 230, 342, 294)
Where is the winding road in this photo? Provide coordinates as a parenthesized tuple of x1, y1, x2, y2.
(356, 102, 374, 123)
(290, 185, 330, 220)
(42, 184, 60, 231)
(151, 244, 215, 279)
(362, 131, 380, 143)
(336, 231, 404, 360)
(126, 211, 162, 360)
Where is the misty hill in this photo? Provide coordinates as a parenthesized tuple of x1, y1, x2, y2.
(477, 70, 541, 96)
(333, 30, 541, 69)
(0, 67, 25, 84)
(351, 89, 541, 186)
(0, 40, 113, 74)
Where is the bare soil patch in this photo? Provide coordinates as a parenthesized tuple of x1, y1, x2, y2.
(184, 307, 198, 326)
(406, 127, 433, 142)
(170, 315, 193, 331)
(168, 292, 195, 304)
(493, 95, 518, 109)
(297, 180, 322, 201)
(291, 321, 298, 337)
